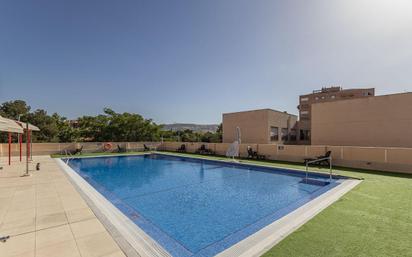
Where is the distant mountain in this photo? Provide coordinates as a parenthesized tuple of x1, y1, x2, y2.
(161, 123, 219, 133)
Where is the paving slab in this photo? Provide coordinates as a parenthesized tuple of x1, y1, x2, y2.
(0, 156, 127, 257)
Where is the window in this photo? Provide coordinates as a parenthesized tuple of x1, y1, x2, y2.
(315, 96, 319, 100)
(331, 95, 336, 99)
(289, 129, 297, 141)
(300, 97, 309, 102)
(301, 110, 309, 115)
(281, 128, 288, 141)
(300, 130, 310, 141)
(321, 96, 325, 100)
(270, 127, 279, 141)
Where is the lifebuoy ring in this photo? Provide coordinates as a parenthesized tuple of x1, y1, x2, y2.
(104, 143, 112, 151)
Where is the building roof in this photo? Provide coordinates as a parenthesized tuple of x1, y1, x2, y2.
(310, 91, 412, 107)
(0, 116, 24, 133)
(223, 108, 297, 117)
(0, 115, 40, 133)
(16, 121, 40, 131)
(300, 87, 375, 97)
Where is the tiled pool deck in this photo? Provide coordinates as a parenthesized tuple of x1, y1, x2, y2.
(0, 156, 127, 257)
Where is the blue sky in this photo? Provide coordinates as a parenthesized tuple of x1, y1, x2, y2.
(0, 0, 411, 124)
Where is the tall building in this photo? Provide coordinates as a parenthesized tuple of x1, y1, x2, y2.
(297, 86, 375, 144)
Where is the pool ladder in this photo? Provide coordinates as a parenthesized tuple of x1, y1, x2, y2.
(305, 156, 333, 182)
(64, 150, 73, 164)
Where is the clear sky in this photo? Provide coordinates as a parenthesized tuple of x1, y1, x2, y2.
(0, 0, 411, 124)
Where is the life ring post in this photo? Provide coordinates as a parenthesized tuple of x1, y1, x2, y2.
(103, 142, 113, 151)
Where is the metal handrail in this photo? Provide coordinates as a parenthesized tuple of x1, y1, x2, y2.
(64, 149, 73, 164)
(305, 156, 333, 182)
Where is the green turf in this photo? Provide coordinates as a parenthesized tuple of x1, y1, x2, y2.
(262, 166, 412, 257)
(52, 150, 412, 257)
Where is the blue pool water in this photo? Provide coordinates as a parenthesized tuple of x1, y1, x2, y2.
(66, 154, 340, 257)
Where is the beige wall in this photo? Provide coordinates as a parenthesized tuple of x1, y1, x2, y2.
(223, 109, 269, 144)
(312, 93, 412, 147)
(160, 141, 412, 174)
(222, 109, 297, 144)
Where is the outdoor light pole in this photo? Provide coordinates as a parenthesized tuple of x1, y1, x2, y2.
(24, 121, 29, 176)
(19, 134, 22, 162)
(18, 114, 30, 177)
(8, 132, 11, 165)
(18, 114, 22, 162)
(30, 128, 33, 161)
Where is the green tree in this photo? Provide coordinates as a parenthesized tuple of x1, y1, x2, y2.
(55, 115, 80, 142)
(1, 100, 168, 143)
(0, 100, 31, 120)
(77, 108, 161, 142)
(78, 114, 109, 141)
(105, 108, 161, 141)
(160, 123, 222, 143)
(27, 110, 60, 142)
(159, 129, 178, 141)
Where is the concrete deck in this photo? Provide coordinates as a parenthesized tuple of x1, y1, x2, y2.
(0, 156, 126, 257)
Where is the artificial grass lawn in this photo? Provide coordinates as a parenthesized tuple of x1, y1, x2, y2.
(53, 151, 412, 257)
(262, 167, 412, 257)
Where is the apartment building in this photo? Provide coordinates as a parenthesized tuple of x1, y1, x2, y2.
(222, 109, 297, 144)
(311, 92, 412, 147)
(297, 86, 375, 144)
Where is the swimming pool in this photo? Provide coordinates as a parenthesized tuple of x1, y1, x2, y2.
(65, 154, 343, 257)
